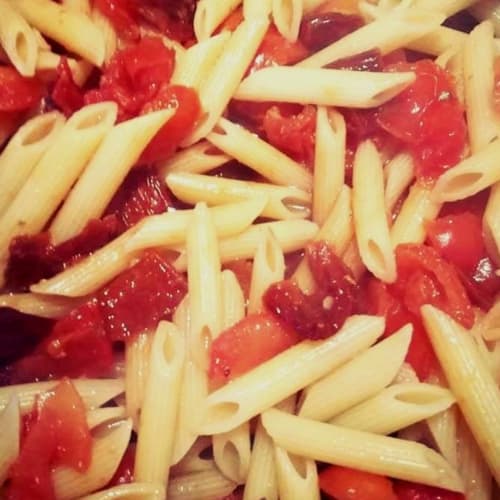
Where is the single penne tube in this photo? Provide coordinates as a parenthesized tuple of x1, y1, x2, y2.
(53, 419, 133, 499)
(0, 111, 65, 216)
(90, 6, 116, 63)
(194, 0, 242, 40)
(292, 185, 353, 293)
(0, 396, 20, 484)
(159, 140, 231, 176)
(421, 305, 500, 484)
(298, 325, 412, 421)
(262, 409, 464, 492)
(244, 0, 272, 19)
(171, 437, 214, 476)
(471, 0, 500, 36)
(80, 482, 164, 500)
(0, 102, 117, 283)
(61, 0, 90, 14)
(483, 182, 500, 266)
(51, 109, 174, 244)
(174, 219, 319, 272)
(31, 200, 265, 297)
(35, 50, 93, 86)
(207, 118, 312, 191)
(10, 0, 105, 66)
(431, 138, 500, 202)
(248, 228, 285, 314)
(463, 21, 500, 154)
(172, 32, 231, 89)
(274, 446, 320, 500)
(0, 378, 124, 413)
(235, 67, 415, 108)
(384, 152, 415, 217)
(135, 322, 185, 489)
(272, 0, 302, 42)
(0, 0, 38, 76)
(352, 140, 396, 283)
(313, 107, 346, 225)
(0, 292, 85, 318)
(221, 270, 245, 329)
(186, 17, 269, 144)
(330, 383, 456, 435)
(213, 421, 251, 484)
(297, 7, 444, 67)
(390, 184, 442, 247)
(167, 465, 237, 500)
(86, 406, 126, 429)
(198, 315, 384, 435)
(243, 419, 278, 500)
(166, 172, 311, 220)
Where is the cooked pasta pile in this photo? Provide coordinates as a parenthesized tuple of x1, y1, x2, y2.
(0, 0, 500, 499)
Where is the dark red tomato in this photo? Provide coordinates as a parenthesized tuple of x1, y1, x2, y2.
(319, 466, 397, 500)
(7, 379, 91, 500)
(494, 56, 500, 113)
(394, 481, 465, 500)
(98, 251, 187, 341)
(377, 60, 466, 180)
(140, 84, 201, 163)
(264, 241, 358, 340)
(0, 66, 42, 112)
(209, 312, 299, 385)
(94, 0, 140, 40)
(51, 58, 84, 116)
(328, 49, 384, 72)
(108, 443, 135, 486)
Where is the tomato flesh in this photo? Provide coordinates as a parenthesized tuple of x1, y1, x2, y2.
(51, 58, 84, 117)
(0, 66, 42, 112)
(394, 481, 465, 500)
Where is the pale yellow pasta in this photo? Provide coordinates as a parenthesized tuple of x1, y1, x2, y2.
(0, 396, 19, 485)
(91, 6, 117, 63)
(414, 0, 477, 16)
(52, 419, 133, 499)
(86, 406, 126, 429)
(172, 32, 230, 90)
(262, 409, 464, 492)
(483, 182, 500, 266)
(272, 0, 303, 43)
(35, 50, 93, 86)
(342, 239, 366, 281)
(174, 220, 318, 272)
(471, 0, 500, 36)
(221, 270, 245, 329)
(235, 67, 416, 108)
(135, 322, 185, 489)
(166, 172, 311, 221)
(170, 437, 214, 476)
(479, 298, 500, 341)
(159, 140, 231, 176)
(297, 7, 444, 67)
(299, 325, 412, 421)
(243, 0, 273, 19)
(248, 228, 285, 314)
(194, 0, 242, 40)
(0, 102, 117, 285)
(80, 482, 164, 500)
(432, 138, 500, 202)
(10, 0, 105, 66)
(185, 18, 269, 144)
(61, 0, 90, 14)
(427, 403, 459, 469)
(353, 140, 396, 283)
(0, 111, 65, 216)
(384, 152, 415, 217)
(0, 292, 85, 318)
(213, 421, 251, 484)
(50, 109, 174, 244)
(31, 200, 265, 297)
(198, 315, 384, 435)
(207, 118, 312, 191)
(0, 0, 38, 76)
(463, 20, 500, 154)
(313, 107, 346, 225)
(421, 305, 500, 484)
(391, 184, 442, 247)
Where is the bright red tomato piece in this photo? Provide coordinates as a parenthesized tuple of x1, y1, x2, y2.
(51, 58, 84, 116)
(108, 443, 135, 486)
(377, 60, 466, 179)
(94, 0, 140, 40)
(394, 481, 465, 500)
(209, 312, 299, 385)
(7, 379, 91, 500)
(494, 56, 500, 113)
(98, 251, 187, 341)
(264, 241, 359, 340)
(0, 66, 42, 112)
(319, 466, 397, 500)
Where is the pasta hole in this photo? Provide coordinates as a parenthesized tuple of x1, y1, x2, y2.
(204, 401, 240, 424)
(75, 109, 112, 130)
(281, 197, 311, 216)
(21, 118, 59, 146)
(439, 172, 484, 198)
(15, 32, 29, 63)
(367, 239, 389, 274)
(394, 389, 444, 405)
(198, 444, 214, 461)
(212, 122, 227, 136)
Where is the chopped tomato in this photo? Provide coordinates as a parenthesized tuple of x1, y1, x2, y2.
(377, 60, 466, 180)
(264, 241, 359, 340)
(51, 58, 84, 116)
(0, 66, 42, 112)
(209, 312, 299, 385)
(494, 56, 500, 114)
(7, 379, 92, 500)
(140, 84, 201, 163)
(94, 0, 140, 40)
(394, 481, 465, 500)
(319, 466, 397, 500)
(216, 6, 244, 32)
(328, 49, 384, 72)
(108, 443, 135, 486)
(98, 251, 187, 341)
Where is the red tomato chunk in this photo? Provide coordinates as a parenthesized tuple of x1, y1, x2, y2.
(0, 66, 42, 112)
(394, 481, 465, 500)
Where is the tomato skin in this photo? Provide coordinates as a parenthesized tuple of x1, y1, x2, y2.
(319, 466, 397, 500)
(51, 57, 84, 116)
(94, 0, 140, 40)
(208, 312, 299, 385)
(394, 481, 465, 500)
(0, 66, 42, 112)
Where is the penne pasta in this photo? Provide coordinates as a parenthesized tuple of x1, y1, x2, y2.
(272, 0, 303, 43)
(483, 182, 500, 266)
(194, 0, 242, 41)
(86, 406, 126, 429)
(244, 0, 273, 19)
(221, 270, 245, 329)
(0, 396, 19, 485)
(384, 152, 415, 217)
(80, 482, 164, 500)
(0, 292, 85, 318)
